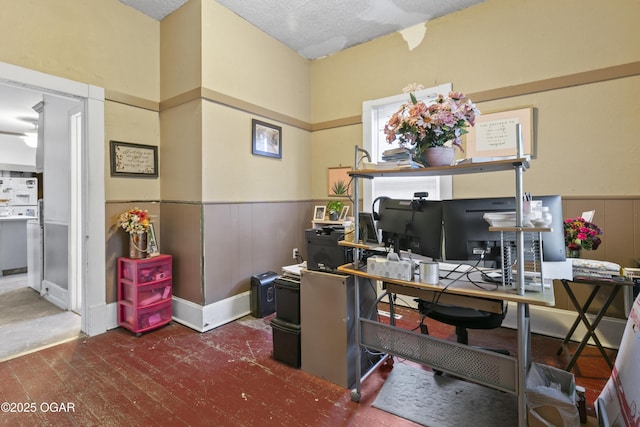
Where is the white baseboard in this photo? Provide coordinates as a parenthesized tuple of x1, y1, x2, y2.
(84, 302, 108, 337)
(503, 302, 626, 350)
(42, 279, 67, 310)
(106, 291, 253, 333)
(103, 286, 626, 350)
(173, 291, 251, 332)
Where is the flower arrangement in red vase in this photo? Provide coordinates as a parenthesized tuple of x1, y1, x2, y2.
(564, 217, 602, 251)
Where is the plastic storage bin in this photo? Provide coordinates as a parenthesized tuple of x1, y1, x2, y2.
(120, 256, 172, 284)
(117, 254, 173, 336)
(271, 317, 301, 368)
(120, 278, 172, 307)
(250, 271, 278, 318)
(274, 277, 300, 324)
(119, 300, 172, 334)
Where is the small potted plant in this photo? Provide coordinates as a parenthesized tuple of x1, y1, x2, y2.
(326, 200, 344, 221)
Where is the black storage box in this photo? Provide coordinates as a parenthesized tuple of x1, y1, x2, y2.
(274, 277, 300, 324)
(271, 317, 301, 368)
(305, 227, 352, 273)
(250, 271, 278, 318)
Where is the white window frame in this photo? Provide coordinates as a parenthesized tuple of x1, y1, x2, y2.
(361, 83, 453, 215)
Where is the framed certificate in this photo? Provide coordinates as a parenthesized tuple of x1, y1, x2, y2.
(110, 141, 158, 178)
(465, 107, 534, 159)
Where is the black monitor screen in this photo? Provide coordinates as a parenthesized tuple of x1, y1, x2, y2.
(442, 195, 566, 265)
(359, 212, 379, 244)
(377, 198, 443, 259)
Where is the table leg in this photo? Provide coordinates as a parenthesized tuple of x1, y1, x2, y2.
(559, 280, 618, 371)
(557, 281, 600, 352)
(517, 303, 530, 427)
(388, 291, 396, 327)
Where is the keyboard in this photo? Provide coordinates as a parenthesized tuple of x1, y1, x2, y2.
(438, 262, 474, 273)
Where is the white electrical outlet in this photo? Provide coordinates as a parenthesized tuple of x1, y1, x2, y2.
(292, 248, 299, 259)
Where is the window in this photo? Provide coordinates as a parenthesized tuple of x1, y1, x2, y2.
(361, 84, 453, 214)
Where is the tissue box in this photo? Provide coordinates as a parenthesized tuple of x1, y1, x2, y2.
(366, 256, 414, 281)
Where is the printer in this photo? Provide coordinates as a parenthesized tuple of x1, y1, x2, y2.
(305, 227, 352, 273)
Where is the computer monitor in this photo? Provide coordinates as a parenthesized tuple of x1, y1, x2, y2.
(442, 195, 566, 266)
(376, 197, 443, 259)
(358, 212, 379, 245)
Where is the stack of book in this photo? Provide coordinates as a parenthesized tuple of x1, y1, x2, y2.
(378, 147, 423, 169)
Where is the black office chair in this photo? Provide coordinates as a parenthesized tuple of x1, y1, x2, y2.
(416, 298, 509, 359)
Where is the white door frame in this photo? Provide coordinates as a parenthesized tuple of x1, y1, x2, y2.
(0, 61, 107, 336)
(69, 105, 83, 313)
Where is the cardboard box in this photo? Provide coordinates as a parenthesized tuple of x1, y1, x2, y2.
(366, 256, 413, 281)
(527, 363, 579, 427)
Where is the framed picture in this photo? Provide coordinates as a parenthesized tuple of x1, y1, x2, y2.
(252, 119, 282, 158)
(339, 205, 350, 221)
(465, 107, 534, 159)
(328, 166, 351, 197)
(314, 205, 326, 221)
(147, 223, 160, 257)
(110, 141, 158, 178)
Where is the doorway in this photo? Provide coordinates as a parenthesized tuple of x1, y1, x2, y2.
(0, 61, 107, 342)
(0, 273, 81, 361)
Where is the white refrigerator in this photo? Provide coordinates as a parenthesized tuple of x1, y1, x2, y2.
(0, 178, 39, 277)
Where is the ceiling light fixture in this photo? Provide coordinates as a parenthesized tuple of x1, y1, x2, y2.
(20, 123, 38, 148)
(20, 131, 37, 148)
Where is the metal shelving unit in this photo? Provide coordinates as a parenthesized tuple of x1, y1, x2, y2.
(344, 148, 535, 427)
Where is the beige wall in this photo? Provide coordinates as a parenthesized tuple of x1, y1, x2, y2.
(158, 0, 314, 306)
(105, 102, 161, 200)
(309, 0, 640, 199)
(0, 0, 159, 100)
(455, 77, 640, 198)
(307, 0, 640, 320)
(201, 101, 312, 202)
(2, 0, 638, 318)
(160, 100, 203, 201)
(201, 1, 311, 125)
(160, 0, 202, 101)
(0, 0, 162, 203)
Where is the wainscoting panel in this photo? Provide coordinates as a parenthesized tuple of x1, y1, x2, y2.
(159, 203, 203, 305)
(557, 197, 639, 319)
(202, 201, 314, 306)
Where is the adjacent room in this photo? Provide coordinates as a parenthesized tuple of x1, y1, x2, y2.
(0, 0, 638, 425)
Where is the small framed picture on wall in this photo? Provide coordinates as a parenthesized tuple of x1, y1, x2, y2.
(252, 119, 282, 159)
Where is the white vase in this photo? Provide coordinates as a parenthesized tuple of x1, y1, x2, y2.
(423, 146, 454, 167)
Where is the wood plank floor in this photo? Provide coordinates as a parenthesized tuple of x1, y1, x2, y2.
(0, 304, 614, 426)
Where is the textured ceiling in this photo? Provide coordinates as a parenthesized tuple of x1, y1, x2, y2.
(2, 0, 486, 140)
(120, 0, 484, 59)
(120, 0, 190, 20)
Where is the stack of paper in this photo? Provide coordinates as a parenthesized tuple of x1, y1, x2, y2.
(571, 259, 622, 279)
(382, 147, 412, 161)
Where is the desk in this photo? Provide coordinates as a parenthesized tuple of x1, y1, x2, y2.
(557, 277, 634, 372)
(338, 262, 555, 425)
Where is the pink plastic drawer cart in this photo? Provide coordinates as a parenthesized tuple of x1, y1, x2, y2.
(117, 254, 173, 336)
